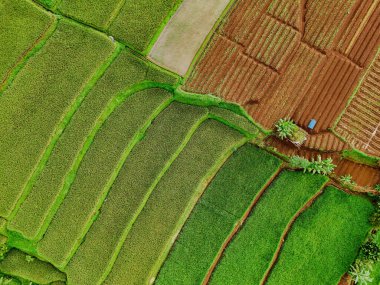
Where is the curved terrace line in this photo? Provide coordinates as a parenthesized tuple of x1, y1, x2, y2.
(148, 136, 250, 284)
(7, 43, 124, 222)
(97, 113, 210, 284)
(0, 15, 58, 95)
(259, 188, 326, 285)
(59, 95, 176, 269)
(202, 166, 283, 285)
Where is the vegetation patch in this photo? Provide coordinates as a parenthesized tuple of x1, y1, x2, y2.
(156, 144, 281, 284)
(108, 0, 182, 52)
(8, 49, 148, 241)
(0, 249, 65, 284)
(104, 120, 245, 284)
(266, 187, 373, 285)
(65, 103, 208, 285)
(0, 19, 115, 219)
(210, 171, 328, 284)
(36, 89, 172, 269)
(0, 0, 53, 88)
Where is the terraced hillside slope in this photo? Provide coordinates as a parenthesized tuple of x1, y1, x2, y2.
(185, 0, 380, 156)
(0, 0, 378, 284)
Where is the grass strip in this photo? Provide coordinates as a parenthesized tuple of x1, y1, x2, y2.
(209, 107, 258, 138)
(66, 102, 208, 285)
(155, 144, 281, 284)
(0, 249, 65, 284)
(342, 149, 380, 168)
(0, 19, 115, 218)
(143, 0, 184, 55)
(8, 42, 122, 224)
(107, 0, 182, 52)
(0, 0, 53, 91)
(57, 0, 125, 30)
(103, 120, 246, 284)
(266, 187, 373, 285)
(209, 171, 329, 285)
(36, 89, 172, 269)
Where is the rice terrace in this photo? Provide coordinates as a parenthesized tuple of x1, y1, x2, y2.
(0, 0, 379, 284)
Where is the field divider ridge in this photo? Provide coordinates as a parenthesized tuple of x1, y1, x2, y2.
(7, 42, 124, 223)
(259, 186, 328, 285)
(143, 0, 184, 55)
(202, 166, 283, 285)
(97, 112, 210, 284)
(60, 95, 175, 269)
(148, 135, 250, 283)
(27, 82, 172, 242)
(0, 15, 59, 95)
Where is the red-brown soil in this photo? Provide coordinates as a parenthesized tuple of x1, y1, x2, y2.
(338, 273, 352, 285)
(265, 136, 380, 187)
(335, 53, 380, 157)
(185, 0, 380, 143)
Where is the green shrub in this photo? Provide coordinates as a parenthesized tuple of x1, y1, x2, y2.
(339, 175, 357, 190)
(369, 202, 380, 227)
(0, 244, 9, 261)
(375, 184, 380, 192)
(349, 260, 373, 285)
(361, 241, 380, 263)
(289, 155, 335, 175)
(275, 118, 298, 140)
(289, 156, 310, 169)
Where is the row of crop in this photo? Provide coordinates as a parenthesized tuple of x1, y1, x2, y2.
(266, 187, 373, 284)
(155, 144, 282, 284)
(36, 89, 173, 269)
(0, 18, 115, 219)
(0, 0, 54, 92)
(208, 170, 328, 284)
(64, 102, 209, 285)
(102, 120, 246, 284)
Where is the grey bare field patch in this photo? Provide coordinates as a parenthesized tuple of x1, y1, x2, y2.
(149, 0, 231, 76)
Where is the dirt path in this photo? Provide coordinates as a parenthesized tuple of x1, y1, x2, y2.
(260, 189, 325, 284)
(202, 167, 283, 284)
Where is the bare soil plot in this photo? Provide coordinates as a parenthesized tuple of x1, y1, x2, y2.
(149, 0, 231, 75)
(185, 0, 380, 137)
(265, 136, 380, 187)
(335, 52, 380, 157)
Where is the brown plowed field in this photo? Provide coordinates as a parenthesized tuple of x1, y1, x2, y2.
(335, 0, 380, 67)
(265, 136, 380, 187)
(302, 0, 356, 51)
(303, 132, 349, 152)
(293, 52, 362, 132)
(267, 0, 302, 31)
(185, 0, 380, 144)
(335, 53, 380, 157)
(335, 159, 380, 186)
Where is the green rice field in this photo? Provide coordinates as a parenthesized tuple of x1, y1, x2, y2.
(0, 0, 377, 284)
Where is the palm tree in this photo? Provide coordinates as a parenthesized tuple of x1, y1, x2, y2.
(274, 118, 297, 140)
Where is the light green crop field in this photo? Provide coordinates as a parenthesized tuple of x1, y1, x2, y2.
(108, 0, 183, 52)
(0, 18, 115, 219)
(0, 0, 377, 284)
(0, 0, 53, 89)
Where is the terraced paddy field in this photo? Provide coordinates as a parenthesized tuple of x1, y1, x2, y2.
(1, 0, 379, 284)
